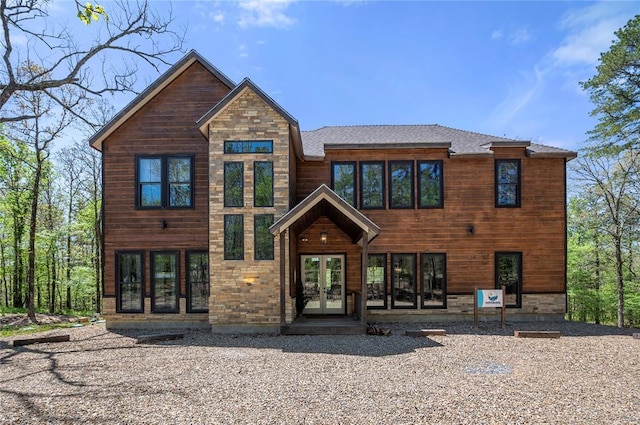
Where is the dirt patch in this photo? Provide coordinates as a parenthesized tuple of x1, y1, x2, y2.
(0, 313, 81, 327)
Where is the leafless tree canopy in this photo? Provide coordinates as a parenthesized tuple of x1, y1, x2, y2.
(0, 0, 184, 126)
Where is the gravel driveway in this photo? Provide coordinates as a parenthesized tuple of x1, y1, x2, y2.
(1, 321, 638, 424)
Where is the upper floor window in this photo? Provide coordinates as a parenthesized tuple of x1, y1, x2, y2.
(224, 140, 273, 154)
(495, 252, 522, 308)
(137, 156, 193, 209)
(418, 160, 443, 208)
(224, 162, 244, 207)
(254, 162, 274, 207)
(495, 159, 521, 207)
(331, 162, 356, 207)
(360, 162, 385, 209)
(389, 161, 414, 209)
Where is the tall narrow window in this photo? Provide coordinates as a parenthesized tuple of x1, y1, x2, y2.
(421, 253, 446, 308)
(187, 251, 209, 313)
(389, 161, 414, 208)
(418, 160, 443, 208)
(331, 162, 356, 207)
(151, 252, 179, 313)
(495, 252, 522, 308)
(116, 252, 143, 313)
(254, 161, 274, 207)
(495, 160, 521, 207)
(254, 214, 274, 260)
(136, 156, 193, 208)
(138, 158, 162, 207)
(224, 162, 244, 207)
(360, 162, 385, 209)
(224, 214, 244, 260)
(366, 254, 387, 309)
(391, 253, 417, 309)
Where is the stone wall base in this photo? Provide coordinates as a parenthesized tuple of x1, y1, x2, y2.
(211, 324, 281, 334)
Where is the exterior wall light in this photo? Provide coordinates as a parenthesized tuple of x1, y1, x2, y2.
(320, 231, 328, 245)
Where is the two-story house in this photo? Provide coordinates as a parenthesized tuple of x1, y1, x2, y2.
(89, 51, 576, 333)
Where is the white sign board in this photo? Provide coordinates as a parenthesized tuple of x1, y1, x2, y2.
(477, 289, 503, 308)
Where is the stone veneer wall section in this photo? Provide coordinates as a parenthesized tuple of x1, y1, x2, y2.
(207, 88, 292, 332)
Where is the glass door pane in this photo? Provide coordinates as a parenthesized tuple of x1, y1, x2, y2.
(302, 256, 321, 314)
(324, 256, 344, 314)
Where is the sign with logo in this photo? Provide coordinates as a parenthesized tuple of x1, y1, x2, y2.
(477, 289, 503, 308)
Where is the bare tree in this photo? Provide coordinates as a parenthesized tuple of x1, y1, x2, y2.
(0, 0, 184, 125)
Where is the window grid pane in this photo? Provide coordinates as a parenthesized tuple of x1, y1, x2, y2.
(496, 160, 520, 207)
(224, 162, 244, 207)
(254, 162, 274, 207)
(418, 161, 443, 208)
(389, 162, 414, 208)
(391, 254, 417, 308)
(254, 214, 274, 260)
(496, 252, 522, 308)
(361, 162, 385, 209)
(117, 253, 143, 313)
(152, 253, 178, 313)
(188, 253, 209, 312)
(367, 254, 386, 309)
(332, 162, 356, 207)
(224, 215, 244, 260)
(224, 140, 273, 153)
(421, 253, 446, 308)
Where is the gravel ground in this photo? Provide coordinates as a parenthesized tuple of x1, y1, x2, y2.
(1, 321, 638, 424)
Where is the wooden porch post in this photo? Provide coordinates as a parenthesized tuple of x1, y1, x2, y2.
(360, 235, 368, 325)
(280, 232, 286, 326)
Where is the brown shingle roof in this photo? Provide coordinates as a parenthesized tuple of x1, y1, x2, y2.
(300, 125, 576, 159)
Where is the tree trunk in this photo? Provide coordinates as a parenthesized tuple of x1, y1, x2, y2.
(26, 157, 42, 323)
(594, 232, 601, 324)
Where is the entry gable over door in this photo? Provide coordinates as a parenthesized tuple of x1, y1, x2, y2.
(270, 184, 380, 245)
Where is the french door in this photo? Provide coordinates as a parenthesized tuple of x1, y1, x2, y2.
(301, 255, 345, 315)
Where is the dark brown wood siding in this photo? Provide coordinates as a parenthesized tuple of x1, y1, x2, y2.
(295, 147, 567, 295)
(102, 62, 231, 298)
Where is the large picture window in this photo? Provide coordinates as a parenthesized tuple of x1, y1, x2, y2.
(187, 251, 209, 313)
(366, 254, 387, 309)
(389, 161, 414, 209)
(421, 253, 446, 308)
(418, 160, 443, 208)
(254, 214, 274, 260)
(151, 252, 179, 313)
(391, 253, 417, 309)
(495, 252, 522, 308)
(224, 162, 244, 207)
(116, 252, 143, 313)
(331, 162, 356, 207)
(495, 160, 521, 207)
(137, 156, 193, 208)
(224, 215, 244, 260)
(360, 162, 385, 209)
(254, 162, 274, 207)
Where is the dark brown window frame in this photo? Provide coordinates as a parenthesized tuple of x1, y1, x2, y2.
(135, 154, 194, 209)
(417, 160, 444, 209)
(366, 253, 387, 310)
(388, 161, 415, 209)
(224, 161, 244, 207)
(495, 159, 521, 208)
(254, 214, 275, 261)
(115, 251, 144, 313)
(331, 161, 357, 208)
(359, 161, 386, 210)
(224, 140, 273, 154)
(150, 251, 180, 313)
(186, 251, 209, 313)
(420, 253, 447, 309)
(224, 214, 244, 260)
(391, 253, 417, 309)
(254, 161, 274, 207)
(495, 251, 523, 308)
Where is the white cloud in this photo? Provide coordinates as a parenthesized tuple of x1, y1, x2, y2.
(552, 2, 633, 68)
(238, 0, 296, 29)
(239, 43, 249, 58)
(491, 66, 546, 127)
(491, 30, 503, 40)
(507, 28, 532, 45)
(210, 11, 225, 24)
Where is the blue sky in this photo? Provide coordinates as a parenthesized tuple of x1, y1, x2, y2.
(70, 1, 640, 151)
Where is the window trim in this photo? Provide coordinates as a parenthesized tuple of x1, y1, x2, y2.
(495, 159, 521, 208)
(254, 161, 274, 207)
(331, 161, 357, 208)
(495, 251, 523, 308)
(388, 160, 415, 209)
(254, 214, 275, 261)
(223, 161, 244, 208)
(420, 253, 447, 309)
(391, 253, 417, 309)
(135, 154, 194, 209)
(359, 161, 386, 210)
(186, 250, 209, 313)
(224, 214, 244, 260)
(366, 253, 387, 310)
(223, 140, 274, 154)
(115, 251, 144, 313)
(417, 160, 444, 209)
(150, 251, 180, 313)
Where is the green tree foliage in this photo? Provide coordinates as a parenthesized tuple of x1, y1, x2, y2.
(581, 14, 640, 150)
